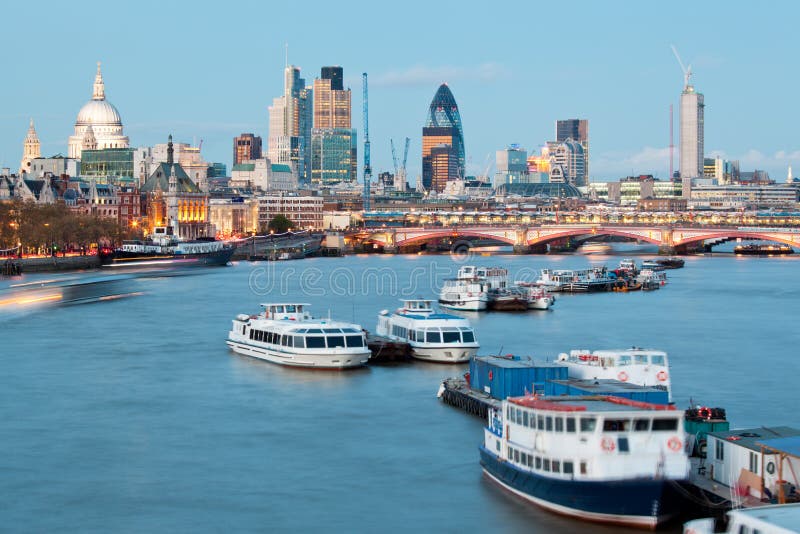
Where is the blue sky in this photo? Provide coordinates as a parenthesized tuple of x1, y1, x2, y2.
(1, 0, 797, 182)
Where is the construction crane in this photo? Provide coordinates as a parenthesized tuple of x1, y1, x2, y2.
(390, 139, 399, 176)
(390, 137, 411, 190)
(670, 45, 692, 89)
(362, 72, 372, 211)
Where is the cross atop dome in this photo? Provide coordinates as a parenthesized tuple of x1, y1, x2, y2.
(93, 61, 105, 101)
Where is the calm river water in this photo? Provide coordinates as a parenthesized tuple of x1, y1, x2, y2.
(2, 251, 799, 532)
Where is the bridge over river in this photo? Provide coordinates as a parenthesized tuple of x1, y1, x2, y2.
(349, 224, 800, 254)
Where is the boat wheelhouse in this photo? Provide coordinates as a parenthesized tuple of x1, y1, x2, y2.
(376, 299, 479, 363)
(480, 395, 690, 529)
(556, 348, 673, 403)
(226, 303, 370, 369)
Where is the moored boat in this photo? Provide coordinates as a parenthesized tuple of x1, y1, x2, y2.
(734, 243, 794, 255)
(556, 348, 673, 402)
(376, 299, 479, 363)
(438, 277, 489, 311)
(226, 303, 370, 369)
(536, 267, 616, 293)
(102, 226, 235, 268)
(480, 395, 690, 529)
(656, 257, 685, 269)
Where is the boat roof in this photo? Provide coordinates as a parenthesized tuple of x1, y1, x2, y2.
(707, 426, 800, 453)
(578, 348, 667, 356)
(260, 303, 312, 307)
(758, 435, 800, 458)
(548, 378, 667, 394)
(475, 355, 565, 369)
(728, 503, 800, 531)
(508, 395, 677, 413)
(400, 311, 465, 321)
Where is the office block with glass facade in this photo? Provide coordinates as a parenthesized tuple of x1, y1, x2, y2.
(80, 148, 135, 183)
(311, 128, 357, 184)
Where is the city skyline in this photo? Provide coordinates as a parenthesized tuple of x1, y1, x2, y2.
(1, 1, 798, 182)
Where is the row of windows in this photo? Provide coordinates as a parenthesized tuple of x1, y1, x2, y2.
(507, 445, 585, 476)
(507, 405, 679, 433)
(248, 328, 364, 349)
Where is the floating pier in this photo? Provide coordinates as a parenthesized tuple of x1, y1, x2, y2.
(367, 334, 411, 362)
(438, 377, 498, 419)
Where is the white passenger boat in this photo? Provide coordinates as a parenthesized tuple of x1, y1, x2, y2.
(684, 503, 800, 534)
(376, 299, 479, 363)
(637, 269, 668, 290)
(556, 348, 673, 402)
(438, 278, 489, 311)
(516, 282, 555, 310)
(481, 394, 690, 529)
(226, 303, 370, 369)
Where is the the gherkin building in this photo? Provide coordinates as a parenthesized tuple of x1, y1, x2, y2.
(425, 84, 465, 177)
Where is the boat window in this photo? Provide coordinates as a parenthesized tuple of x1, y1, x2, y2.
(461, 330, 475, 343)
(341, 328, 359, 333)
(634, 354, 648, 364)
(408, 330, 415, 341)
(603, 419, 630, 432)
(618, 437, 630, 453)
(580, 418, 597, 432)
(545, 416, 553, 431)
(552, 460, 560, 473)
(307, 329, 323, 334)
(426, 331, 441, 343)
(555, 418, 564, 432)
(275, 306, 284, 313)
(523, 411, 529, 427)
(650, 355, 665, 366)
(543, 459, 551, 472)
(285, 336, 294, 347)
(535, 456, 542, 469)
(345, 335, 364, 348)
(514, 450, 520, 463)
(537, 415, 544, 429)
(249, 329, 255, 340)
(566, 418, 576, 432)
(305, 336, 325, 348)
(286, 305, 296, 312)
(258, 331, 265, 342)
(634, 419, 650, 431)
(652, 418, 679, 431)
(294, 336, 305, 348)
(442, 331, 460, 343)
(323, 328, 342, 334)
(580, 461, 587, 475)
(415, 330, 424, 341)
(563, 461, 574, 475)
(327, 336, 346, 348)
(618, 355, 632, 366)
(242, 325, 246, 335)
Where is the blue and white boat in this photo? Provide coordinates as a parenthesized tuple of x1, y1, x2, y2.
(376, 299, 479, 363)
(227, 303, 370, 369)
(480, 394, 690, 529)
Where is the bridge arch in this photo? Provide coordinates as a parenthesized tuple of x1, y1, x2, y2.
(675, 230, 800, 248)
(528, 227, 663, 246)
(396, 229, 517, 247)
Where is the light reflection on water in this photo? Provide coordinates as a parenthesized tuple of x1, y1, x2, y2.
(1, 253, 798, 533)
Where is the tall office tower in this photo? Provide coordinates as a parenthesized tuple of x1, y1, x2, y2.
(546, 140, 586, 187)
(233, 133, 262, 166)
(422, 84, 464, 187)
(421, 126, 458, 191)
(429, 144, 459, 192)
(680, 82, 704, 179)
(268, 65, 312, 181)
(311, 66, 356, 184)
(493, 145, 529, 187)
(556, 119, 589, 183)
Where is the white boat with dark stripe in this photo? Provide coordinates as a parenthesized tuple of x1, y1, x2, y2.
(226, 303, 370, 369)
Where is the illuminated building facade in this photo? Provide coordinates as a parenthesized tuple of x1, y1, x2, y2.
(311, 66, 356, 184)
(422, 84, 464, 186)
(233, 133, 262, 166)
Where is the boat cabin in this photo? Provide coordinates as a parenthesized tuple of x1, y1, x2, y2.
(399, 299, 434, 315)
(260, 303, 312, 321)
(560, 349, 668, 369)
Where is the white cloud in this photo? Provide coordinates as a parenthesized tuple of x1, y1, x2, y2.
(592, 146, 672, 179)
(372, 63, 511, 87)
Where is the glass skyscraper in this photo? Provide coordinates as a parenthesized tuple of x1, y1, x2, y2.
(422, 84, 465, 189)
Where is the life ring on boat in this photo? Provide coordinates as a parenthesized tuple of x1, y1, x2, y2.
(656, 370, 668, 382)
(467, 292, 473, 297)
(698, 407, 712, 419)
(601, 437, 616, 452)
(488, 370, 493, 381)
(579, 354, 589, 361)
(698, 439, 707, 458)
(617, 371, 629, 382)
(766, 461, 776, 475)
(668, 437, 682, 452)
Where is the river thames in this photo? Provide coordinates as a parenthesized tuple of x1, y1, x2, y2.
(2, 252, 799, 532)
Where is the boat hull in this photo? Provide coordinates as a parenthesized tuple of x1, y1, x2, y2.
(527, 297, 552, 310)
(479, 446, 683, 529)
(411, 345, 478, 363)
(438, 298, 487, 311)
(226, 339, 370, 369)
(488, 298, 528, 311)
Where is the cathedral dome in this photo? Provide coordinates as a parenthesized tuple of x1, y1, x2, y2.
(76, 99, 122, 126)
